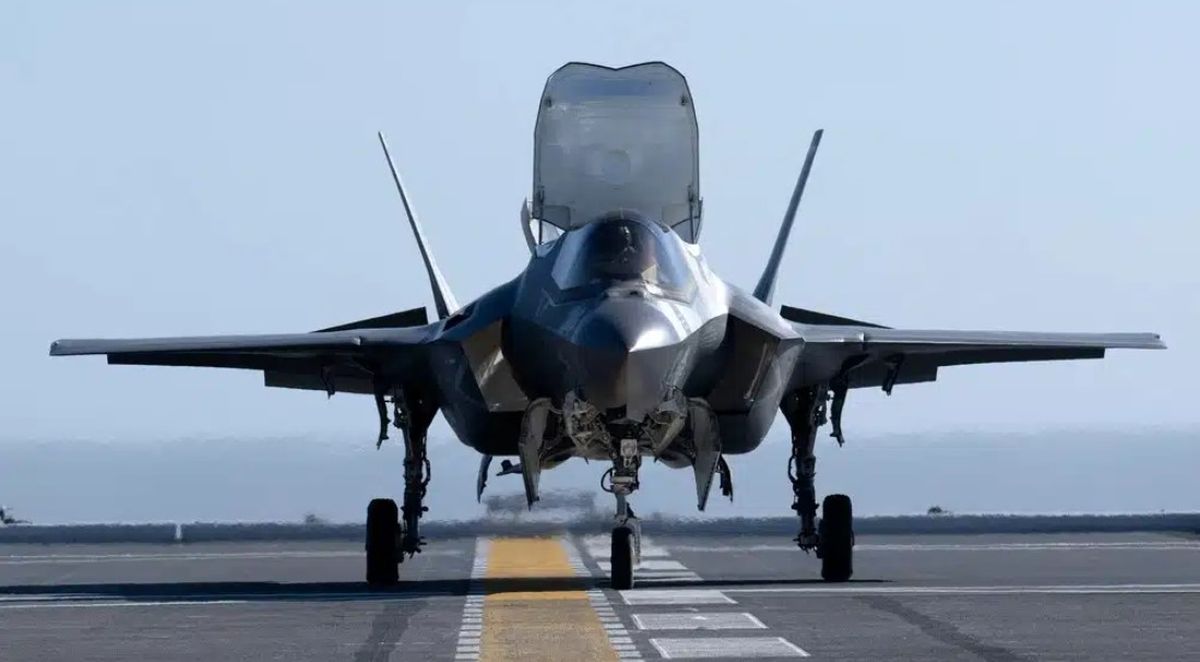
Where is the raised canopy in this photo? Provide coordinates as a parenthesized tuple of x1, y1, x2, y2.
(532, 62, 702, 242)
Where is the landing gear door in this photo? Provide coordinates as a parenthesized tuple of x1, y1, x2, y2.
(532, 62, 702, 243)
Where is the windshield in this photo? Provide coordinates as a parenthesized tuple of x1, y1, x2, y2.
(550, 217, 694, 297)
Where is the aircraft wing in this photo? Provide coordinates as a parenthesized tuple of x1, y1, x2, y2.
(49, 326, 435, 395)
(796, 325, 1166, 390)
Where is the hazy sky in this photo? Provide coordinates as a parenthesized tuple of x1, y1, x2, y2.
(2, 1, 1196, 446)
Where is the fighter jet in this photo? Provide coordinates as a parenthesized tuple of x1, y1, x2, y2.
(50, 62, 1165, 588)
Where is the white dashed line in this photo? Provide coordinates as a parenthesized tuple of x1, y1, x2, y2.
(633, 612, 767, 630)
(0, 599, 249, 610)
(726, 583, 1200, 596)
(0, 550, 465, 565)
(565, 536, 644, 661)
(666, 541, 1200, 553)
(620, 589, 736, 606)
(452, 537, 489, 662)
(598, 559, 689, 572)
(650, 636, 809, 659)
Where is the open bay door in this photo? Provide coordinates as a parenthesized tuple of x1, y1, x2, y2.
(531, 62, 702, 243)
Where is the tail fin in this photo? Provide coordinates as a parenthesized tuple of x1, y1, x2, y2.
(377, 132, 460, 319)
(752, 129, 823, 305)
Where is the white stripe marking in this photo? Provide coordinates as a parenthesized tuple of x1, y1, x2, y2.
(726, 583, 1200, 596)
(598, 559, 688, 572)
(651, 636, 808, 658)
(634, 612, 767, 630)
(0, 599, 248, 610)
(667, 541, 1200, 553)
(621, 589, 735, 605)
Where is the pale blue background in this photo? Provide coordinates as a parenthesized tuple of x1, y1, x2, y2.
(1, 2, 1196, 520)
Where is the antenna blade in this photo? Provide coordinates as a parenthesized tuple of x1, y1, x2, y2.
(378, 131, 460, 319)
(753, 129, 823, 305)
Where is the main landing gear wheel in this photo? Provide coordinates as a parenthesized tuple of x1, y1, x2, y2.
(366, 498, 400, 586)
(819, 494, 854, 582)
(610, 526, 635, 590)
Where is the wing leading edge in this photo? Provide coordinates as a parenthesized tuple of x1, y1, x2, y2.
(49, 325, 435, 396)
(795, 325, 1165, 391)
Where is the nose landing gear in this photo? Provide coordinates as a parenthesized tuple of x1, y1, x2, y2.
(605, 438, 642, 590)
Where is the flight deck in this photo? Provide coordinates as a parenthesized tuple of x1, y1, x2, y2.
(2, 530, 1198, 661)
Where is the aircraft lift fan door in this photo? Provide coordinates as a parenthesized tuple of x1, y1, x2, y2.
(532, 62, 702, 243)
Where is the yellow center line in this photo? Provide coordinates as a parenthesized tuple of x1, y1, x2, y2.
(481, 537, 616, 662)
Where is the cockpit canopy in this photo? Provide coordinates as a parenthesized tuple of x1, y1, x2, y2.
(550, 215, 695, 298)
(532, 62, 702, 243)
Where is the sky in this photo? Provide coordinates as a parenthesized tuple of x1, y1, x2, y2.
(2, 1, 1197, 454)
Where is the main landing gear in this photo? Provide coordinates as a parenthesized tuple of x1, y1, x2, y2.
(782, 386, 854, 582)
(366, 385, 436, 587)
(605, 438, 642, 590)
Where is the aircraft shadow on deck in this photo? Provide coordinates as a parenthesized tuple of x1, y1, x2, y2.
(0, 575, 891, 603)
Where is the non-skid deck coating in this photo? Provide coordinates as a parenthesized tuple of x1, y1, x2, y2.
(1, 531, 1199, 660)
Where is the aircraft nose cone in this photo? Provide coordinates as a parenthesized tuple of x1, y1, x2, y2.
(570, 296, 692, 419)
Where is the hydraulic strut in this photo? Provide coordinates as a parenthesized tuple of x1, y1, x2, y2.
(376, 384, 438, 558)
(782, 385, 827, 552)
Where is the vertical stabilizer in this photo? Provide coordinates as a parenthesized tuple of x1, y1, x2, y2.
(377, 132, 460, 319)
(753, 129, 823, 305)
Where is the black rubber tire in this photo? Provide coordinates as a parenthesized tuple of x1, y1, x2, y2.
(819, 494, 854, 582)
(366, 498, 399, 586)
(610, 526, 635, 590)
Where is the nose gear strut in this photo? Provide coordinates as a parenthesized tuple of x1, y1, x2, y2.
(604, 437, 643, 590)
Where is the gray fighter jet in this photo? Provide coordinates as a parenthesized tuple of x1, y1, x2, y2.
(50, 62, 1165, 588)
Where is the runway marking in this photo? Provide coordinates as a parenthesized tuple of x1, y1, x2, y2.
(0, 599, 250, 610)
(725, 583, 1200, 596)
(0, 590, 446, 607)
(480, 537, 616, 661)
(596, 556, 702, 585)
(586, 534, 704, 586)
(582, 536, 807, 659)
(453, 538, 489, 662)
(583, 535, 670, 559)
(632, 612, 767, 631)
(620, 589, 736, 606)
(565, 537, 645, 660)
(598, 559, 689, 572)
(649, 636, 809, 659)
(0, 549, 466, 565)
(666, 541, 1200, 553)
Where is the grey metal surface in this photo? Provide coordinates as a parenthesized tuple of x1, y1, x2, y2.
(3, 532, 1200, 660)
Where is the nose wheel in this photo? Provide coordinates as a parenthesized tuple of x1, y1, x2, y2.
(611, 524, 636, 590)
